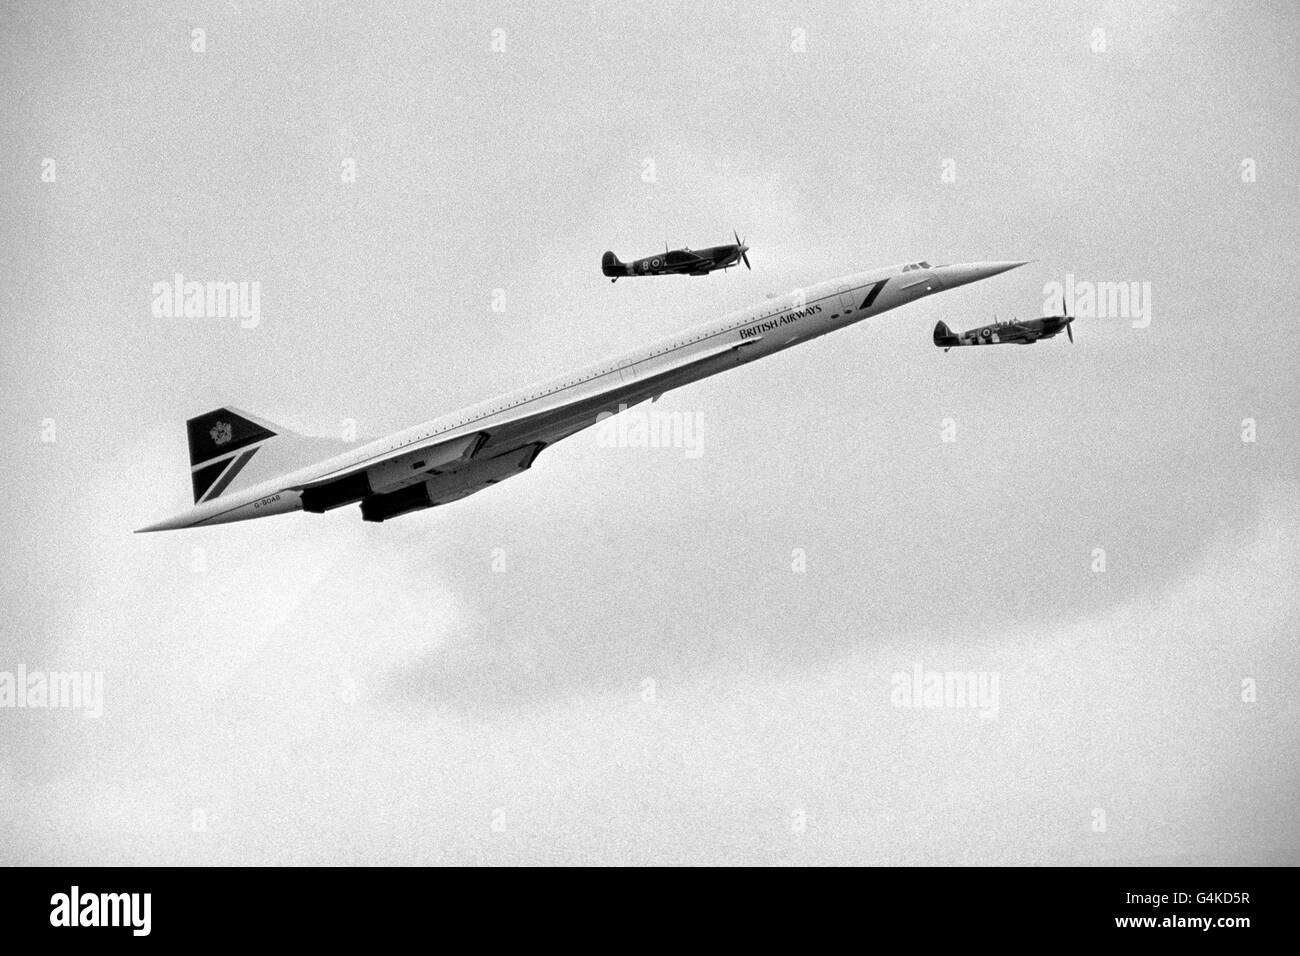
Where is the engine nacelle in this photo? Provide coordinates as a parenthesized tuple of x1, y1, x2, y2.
(300, 471, 373, 513)
(358, 441, 546, 523)
(359, 481, 433, 523)
(300, 433, 486, 514)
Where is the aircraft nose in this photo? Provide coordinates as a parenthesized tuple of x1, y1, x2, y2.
(932, 260, 1029, 289)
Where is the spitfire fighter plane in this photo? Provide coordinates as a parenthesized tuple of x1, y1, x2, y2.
(602, 231, 751, 282)
(138, 258, 1026, 531)
(933, 295, 1076, 351)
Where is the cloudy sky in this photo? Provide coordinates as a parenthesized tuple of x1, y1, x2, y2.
(1, 0, 1297, 864)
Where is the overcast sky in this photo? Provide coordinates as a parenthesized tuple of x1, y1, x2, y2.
(1, 0, 1297, 864)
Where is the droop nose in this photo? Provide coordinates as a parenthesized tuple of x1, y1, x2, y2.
(931, 260, 1029, 289)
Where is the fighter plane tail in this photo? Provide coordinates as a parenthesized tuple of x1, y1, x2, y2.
(602, 250, 625, 278)
(185, 406, 349, 505)
(933, 320, 961, 349)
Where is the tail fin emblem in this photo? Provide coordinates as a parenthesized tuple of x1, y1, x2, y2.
(210, 421, 233, 445)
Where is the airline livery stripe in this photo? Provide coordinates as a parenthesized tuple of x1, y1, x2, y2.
(859, 279, 888, 310)
(191, 458, 229, 503)
(203, 447, 259, 502)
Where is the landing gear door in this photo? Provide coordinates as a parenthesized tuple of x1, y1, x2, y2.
(838, 277, 890, 316)
(835, 282, 860, 316)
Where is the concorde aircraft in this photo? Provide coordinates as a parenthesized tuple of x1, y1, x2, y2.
(137, 259, 1025, 530)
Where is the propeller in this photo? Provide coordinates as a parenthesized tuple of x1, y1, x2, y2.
(734, 229, 751, 270)
(1059, 292, 1074, 343)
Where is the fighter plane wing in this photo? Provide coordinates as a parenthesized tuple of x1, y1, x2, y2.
(999, 325, 1040, 344)
(965, 324, 1035, 345)
(664, 250, 708, 267)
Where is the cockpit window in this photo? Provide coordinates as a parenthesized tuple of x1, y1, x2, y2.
(902, 261, 931, 272)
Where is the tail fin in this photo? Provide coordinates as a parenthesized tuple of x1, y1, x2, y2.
(186, 407, 348, 504)
(933, 320, 960, 349)
(601, 250, 625, 277)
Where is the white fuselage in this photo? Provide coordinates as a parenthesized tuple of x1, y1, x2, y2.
(141, 260, 1024, 530)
